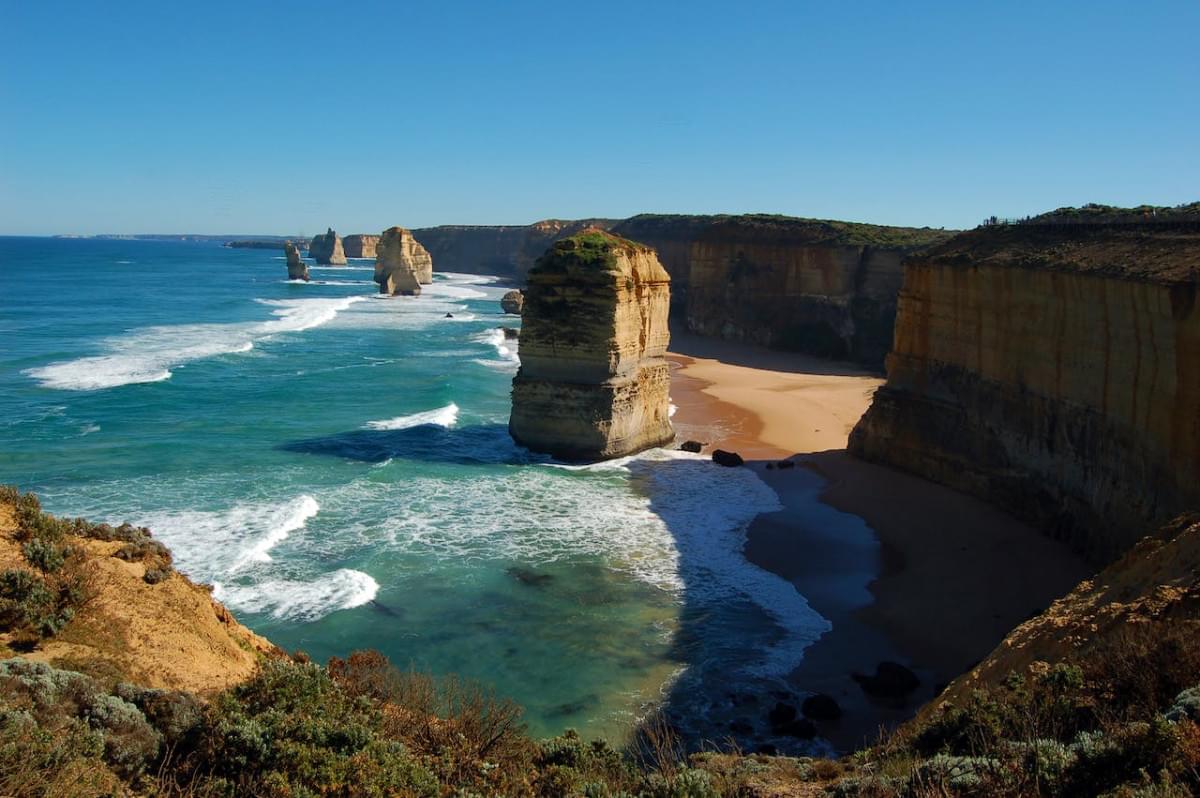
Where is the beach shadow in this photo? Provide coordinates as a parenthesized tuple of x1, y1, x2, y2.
(668, 321, 883, 378)
(279, 422, 534, 466)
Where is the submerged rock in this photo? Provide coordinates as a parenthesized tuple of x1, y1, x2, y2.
(712, 449, 744, 467)
(500, 327, 520, 340)
(374, 227, 433, 296)
(509, 230, 674, 461)
(284, 241, 308, 282)
(309, 228, 347, 265)
(679, 440, 704, 453)
(506, 566, 554, 587)
(500, 290, 524, 315)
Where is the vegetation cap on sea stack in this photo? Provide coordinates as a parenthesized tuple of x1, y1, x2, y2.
(510, 229, 673, 460)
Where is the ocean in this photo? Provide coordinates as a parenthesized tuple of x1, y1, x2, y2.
(0, 236, 836, 748)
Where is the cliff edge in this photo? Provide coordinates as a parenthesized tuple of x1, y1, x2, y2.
(850, 209, 1200, 561)
(0, 489, 278, 694)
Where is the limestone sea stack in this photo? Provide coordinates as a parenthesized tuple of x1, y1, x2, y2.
(374, 227, 433, 296)
(509, 230, 673, 460)
(343, 234, 380, 259)
(500, 290, 524, 315)
(309, 228, 347, 265)
(284, 241, 308, 281)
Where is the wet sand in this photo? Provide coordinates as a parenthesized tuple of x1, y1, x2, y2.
(667, 331, 1091, 752)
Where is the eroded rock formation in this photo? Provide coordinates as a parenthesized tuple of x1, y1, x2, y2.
(284, 241, 308, 281)
(509, 230, 673, 460)
(849, 215, 1200, 561)
(343, 234, 380, 259)
(309, 228, 347, 265)
(501, 290, 524, 315)
(374, 227, 433, 296)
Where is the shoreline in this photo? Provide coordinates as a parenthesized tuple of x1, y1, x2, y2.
(667, 331, 1091, 752)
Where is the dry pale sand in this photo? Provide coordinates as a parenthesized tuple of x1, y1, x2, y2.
(667, 330, 1091, 752)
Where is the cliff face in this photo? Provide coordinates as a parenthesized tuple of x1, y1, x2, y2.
(611, 215, 952, 367)
(309, 227, 347, 265)
(374, 227, 432, 295)
(343, 234, 380, 259)
(412, 219, 616, 278)
(850, 220, 1200, 561)
(510, 230, 673, 460)
(284, 241, 308, 281)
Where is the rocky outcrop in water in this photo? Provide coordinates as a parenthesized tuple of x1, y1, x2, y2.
(374, 227, 433, 296)
(309, 228, 347, 265)
(343, 234, 380, 259)
(509, 230, 673, 460)
(501, 290, 524, 315)
(849, 212, 1200, 561)
(284, 241, 308, 281)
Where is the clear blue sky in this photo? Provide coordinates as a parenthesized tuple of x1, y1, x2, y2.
(1, 0, 1196, 235)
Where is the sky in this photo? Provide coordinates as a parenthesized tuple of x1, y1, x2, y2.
(1, 0, 1197, 235)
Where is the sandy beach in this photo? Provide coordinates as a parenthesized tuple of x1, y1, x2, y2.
(668, 329, 1091, 752)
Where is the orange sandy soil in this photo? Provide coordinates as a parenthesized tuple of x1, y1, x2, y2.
(0, 500, 279, 694)
(667, 330, 1091, 752)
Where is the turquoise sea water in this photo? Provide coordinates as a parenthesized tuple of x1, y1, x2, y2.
(0, 237, 838, 748)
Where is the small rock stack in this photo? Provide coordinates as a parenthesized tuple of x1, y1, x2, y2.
(309, 228, 347, 265)
(284, 241, 308, 282)
(374, 227, 433, 296)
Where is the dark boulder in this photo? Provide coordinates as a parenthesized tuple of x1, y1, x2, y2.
(501, 326, 520, 340)
(853, 661, 920, 698)
(801, 693, 842, 721)
(712, 449, 744, 467)
(767, 701, 797, 727)
(679, 440, 703, 453)
(777, 460, 796, 470)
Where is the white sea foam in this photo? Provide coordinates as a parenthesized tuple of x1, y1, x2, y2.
(364, 403, 459, 431)
(231, 495, 321, 570)
(213, 569, 378, 622)
(25, 296, 364, 391)
(324, 448, 827, 676)
(669, 402, 678, 418)
(79, 423, 101, 435)
(470, 328, 519, 370)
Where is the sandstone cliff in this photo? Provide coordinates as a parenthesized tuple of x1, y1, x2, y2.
(0, 491, 278, 694)
(412, 219, 617, 278)
(510, 230, 673, 460)
(343, 234, 380, 259)
(850, 214, 1200, 561)
(309, 227, 347, 265)
(374, 227, 432, 295)
(284, 241, 309, 281)
(611, 214, 953, 367)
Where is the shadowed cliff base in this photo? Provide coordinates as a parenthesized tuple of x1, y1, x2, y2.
(667, 340, 1091, 752)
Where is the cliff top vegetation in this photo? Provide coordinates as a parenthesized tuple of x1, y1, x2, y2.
(617, 213, 957, 250)
(922, 204, 1200, 283)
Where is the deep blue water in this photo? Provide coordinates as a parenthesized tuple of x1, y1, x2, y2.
(0, 236, 839, 745)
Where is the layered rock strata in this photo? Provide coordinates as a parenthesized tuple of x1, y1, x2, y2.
(850, 217, 1200, 561)
(309, 227, 347, 265)
(343, 234, 380, 259)
(284, 241, 308, 281)
(374, 227, 433, 296)
(611, 214, 953, 367)
(510, 230, 674, 460)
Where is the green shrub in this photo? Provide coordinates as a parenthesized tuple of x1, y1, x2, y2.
(21, 538, 68, 573)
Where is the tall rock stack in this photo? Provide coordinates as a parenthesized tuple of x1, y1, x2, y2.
(343, 234, 380, 259)
(374, 227, 433, 296)
(509, 230, 673, 460)
(309, 228, 347, 265)
(284, 241, 308, 281)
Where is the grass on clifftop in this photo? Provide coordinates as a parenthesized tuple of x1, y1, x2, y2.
(532, 229, 652, 274)
(617, 213, 956, 249)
